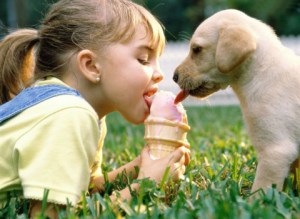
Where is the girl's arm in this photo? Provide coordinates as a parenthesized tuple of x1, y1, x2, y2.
(92, 146, 190, 201)
(90, 155, 141, 193)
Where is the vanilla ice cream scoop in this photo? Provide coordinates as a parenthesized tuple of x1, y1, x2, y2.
(149, 91, 186, 122)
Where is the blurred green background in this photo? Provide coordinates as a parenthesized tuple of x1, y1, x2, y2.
(1, 0, 299, 40)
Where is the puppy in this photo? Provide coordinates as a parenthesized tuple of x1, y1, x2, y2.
(173, 9, 300, 192)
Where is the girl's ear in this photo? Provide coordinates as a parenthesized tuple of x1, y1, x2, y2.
(76, 49, 101, 83)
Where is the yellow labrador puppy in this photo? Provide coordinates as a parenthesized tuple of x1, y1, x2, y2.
(173, 9, 300, 192)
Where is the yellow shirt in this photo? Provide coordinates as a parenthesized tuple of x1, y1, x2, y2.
(0, 77, 105, 206)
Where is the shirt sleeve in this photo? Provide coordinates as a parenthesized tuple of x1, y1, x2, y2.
(14, 106, 100, 206)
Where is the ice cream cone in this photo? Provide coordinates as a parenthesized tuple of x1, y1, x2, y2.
(144, 118, 190, 159)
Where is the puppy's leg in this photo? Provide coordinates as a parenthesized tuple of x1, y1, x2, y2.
(252, 160, 289, 192)
(251, 142, 298, 192)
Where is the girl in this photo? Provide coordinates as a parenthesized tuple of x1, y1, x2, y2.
(0, 0, 190, 218)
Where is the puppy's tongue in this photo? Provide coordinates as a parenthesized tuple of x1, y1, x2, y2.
(174, 90, 189, 104)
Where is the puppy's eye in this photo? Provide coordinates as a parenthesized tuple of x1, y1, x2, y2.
(192, 46, 202, 54)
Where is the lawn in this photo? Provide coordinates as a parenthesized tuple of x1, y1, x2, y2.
(98, 105, 300, 218)
(3, 105, 300, 218)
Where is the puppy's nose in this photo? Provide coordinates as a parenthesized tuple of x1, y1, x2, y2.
(173, 72, 179, 83)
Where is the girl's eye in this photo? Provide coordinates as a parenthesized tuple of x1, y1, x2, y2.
(138, 59, 150, 65)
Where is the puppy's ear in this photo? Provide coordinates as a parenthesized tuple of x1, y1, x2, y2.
(216, 25, 257, 73)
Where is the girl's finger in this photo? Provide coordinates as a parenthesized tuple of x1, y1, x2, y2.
(143, 144, 150, 152)
(172, 162, 186, 180)
(169, 146, 190, 163)
(183, 150, 190, 166)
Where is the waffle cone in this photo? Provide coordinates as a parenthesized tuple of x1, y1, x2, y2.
(144, 118, 190, 159)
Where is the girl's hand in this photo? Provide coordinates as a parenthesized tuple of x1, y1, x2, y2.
(137, 145, 190, 183)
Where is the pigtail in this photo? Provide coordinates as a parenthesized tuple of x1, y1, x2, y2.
(0, 29, 39, 104)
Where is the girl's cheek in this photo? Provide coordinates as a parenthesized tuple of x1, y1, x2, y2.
(142, 66, 153, 79)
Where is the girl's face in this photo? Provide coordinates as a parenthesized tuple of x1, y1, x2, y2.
(97, 25, 164, 124)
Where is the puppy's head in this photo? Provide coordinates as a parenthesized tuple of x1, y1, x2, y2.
(174, 9, 257, 100)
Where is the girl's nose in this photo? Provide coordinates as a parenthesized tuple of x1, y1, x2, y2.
(152, 69, 164, 83)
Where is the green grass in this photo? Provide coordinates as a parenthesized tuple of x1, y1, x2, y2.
(3, 106, 300, 218)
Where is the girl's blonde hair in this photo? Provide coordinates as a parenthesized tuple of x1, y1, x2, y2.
(0, 29, 38, 104)
(0, 0, 166, 104)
